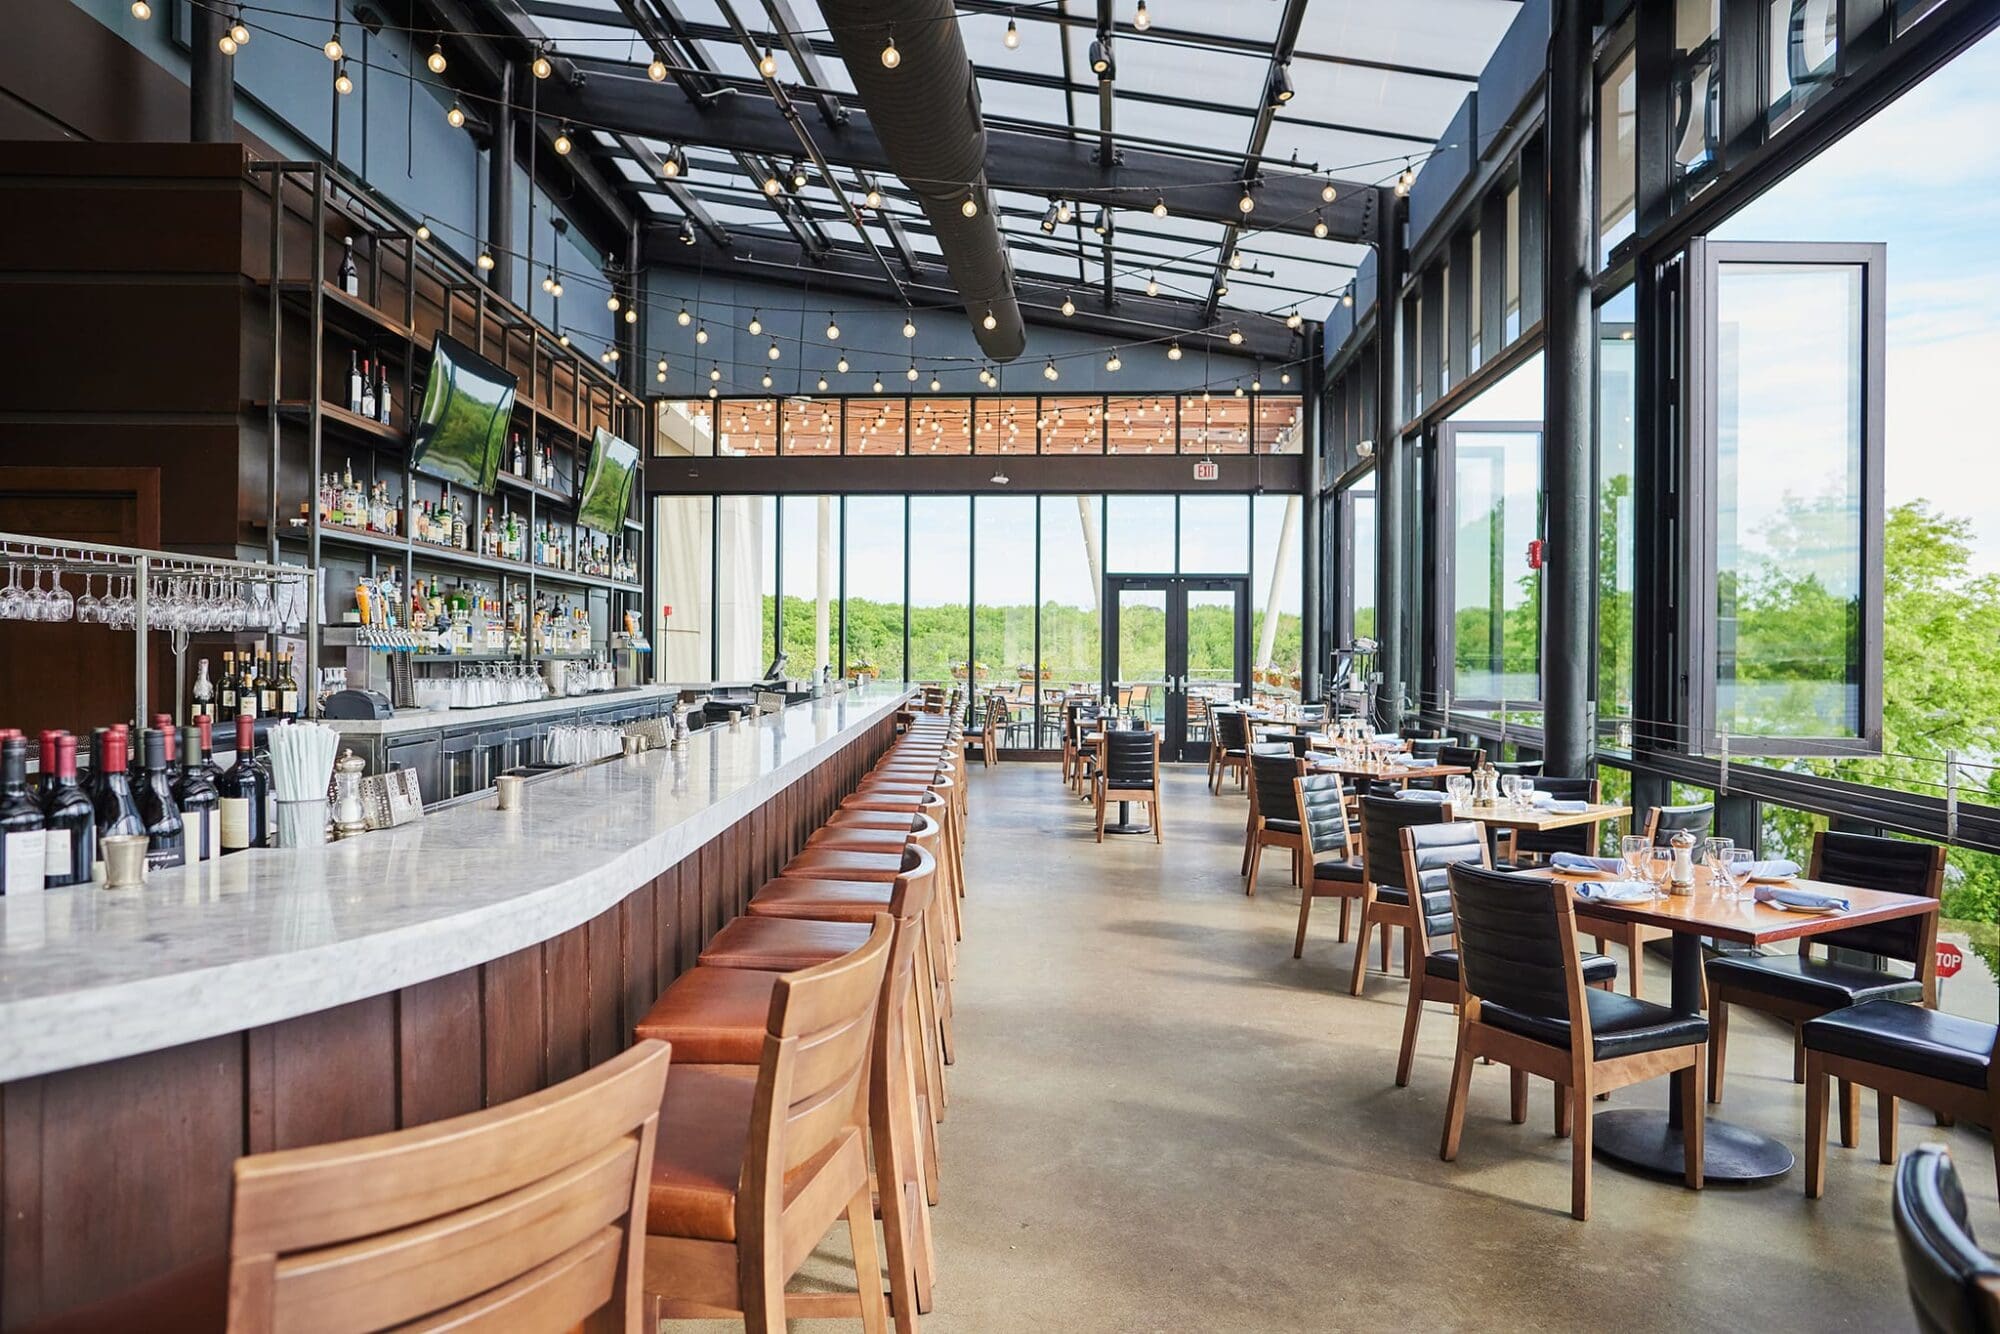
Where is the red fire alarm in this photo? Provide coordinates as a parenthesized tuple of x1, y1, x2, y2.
(662, 604, 674, 619)
(1526, 539, 1546, 571)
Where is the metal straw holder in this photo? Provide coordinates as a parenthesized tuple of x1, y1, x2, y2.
(275, 797, 329, 848)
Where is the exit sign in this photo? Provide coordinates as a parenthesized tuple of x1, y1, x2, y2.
(1192, 460, 1220, 481)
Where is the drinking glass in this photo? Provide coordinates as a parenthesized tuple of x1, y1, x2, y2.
(1701, 836, 1733, 886)
(22, 566, 51, 622)
(1447, 775, 1472, 806)
(1722, 848, 1756, 902)
(1517, 777, 1535, 805)
(0, 565, 20, 620)
(1500, 774, 1521, 806)
(1647, 848, 1674, 892)
(74, 571, 99, 625)
(47, 570, 73, 622)
(1620, 834, 1651, 882)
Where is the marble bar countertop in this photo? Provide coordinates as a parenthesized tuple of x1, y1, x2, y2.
(0, 683, 917, 1083)
(328, 682, 685, 736)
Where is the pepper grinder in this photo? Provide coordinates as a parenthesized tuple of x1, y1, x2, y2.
(332, 749, 368, 839)
(1669, 827, 1697, 895)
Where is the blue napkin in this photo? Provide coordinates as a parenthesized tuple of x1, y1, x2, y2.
(1551, 853, 1621, 874)
(1747, 859, 1801, 880)
(1574, 881, 1656, 903)
(1754, 884, 1848, 911)
(1395, 789, 1450, 803)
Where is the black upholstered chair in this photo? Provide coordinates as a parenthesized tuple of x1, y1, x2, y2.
(1093, 726, 1162, 844)
(1406, 736, 1449, 762)
(1804, 1000, 1999, 1200)
(1708, 831, 1945, 1105)
(1399, 725, 1442, 741)
(1644, 801, 1715, 844)
(1438, 743, 1486, 771)
(1292, 773, 1363, 959)
(1493, 776, 1604, 868)
(1440, 862, 1708, 1220)
(1349, 795, 1451, 996)
(1244, 750, 1309, 894)
(1894, 1145, 2000, 1333)
(1209, 708, 1250, 793)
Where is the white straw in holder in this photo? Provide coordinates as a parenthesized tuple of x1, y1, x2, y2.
(269, 720, 341, 848)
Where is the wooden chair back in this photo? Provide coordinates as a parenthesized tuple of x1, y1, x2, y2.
(225, 1039, 671, 1334)
(743, 916, 894, 1250)
(1810, 831, 1948, 973)
(1448, 864, 1592, 1055)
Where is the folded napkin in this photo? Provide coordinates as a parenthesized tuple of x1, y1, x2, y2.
(1574, 880, 1656, 903)
(1747, 859, 1801, 880)
(1527, 790, 1557, 807)
(1754, 884, 1849, 911)
(1550, 853, 1622, 874)
(1545, 800, 1590, 813)
(1372, 733, 1401, 745)
(1388, 754, 1430, 767)
(1395, 788, 1451, 803)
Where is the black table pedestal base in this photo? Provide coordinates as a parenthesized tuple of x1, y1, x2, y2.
(1592, 1108, 1795, 1183)
(1102, 799, 1151, 835)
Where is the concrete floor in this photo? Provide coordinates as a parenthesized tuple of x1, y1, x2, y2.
(707, 762, 2000, 1332)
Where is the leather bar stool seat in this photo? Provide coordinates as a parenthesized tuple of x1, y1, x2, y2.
(700, 916, 873, 971)
(750, 876, 899, 921)
(823, 810, 922, 832)
(647, 1065, 759, 1242)
(809, 826, 924, 855)
(783, 847, 910, 882)
(634, 967, 788, 1065)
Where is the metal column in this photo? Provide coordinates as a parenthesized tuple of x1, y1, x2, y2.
(1372, 185, 1405, 731)
(487, 62, 516, 300)
(1542, 0, 1595, 776)
(189, 4, 236, 143)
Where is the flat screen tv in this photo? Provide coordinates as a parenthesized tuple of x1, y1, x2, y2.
(411, 334, 515, 494)
(576, 426, 639, 534)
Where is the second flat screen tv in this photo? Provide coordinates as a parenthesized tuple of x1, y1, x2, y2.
(411, 334, 516, 493)
(576, 427, 639, 534)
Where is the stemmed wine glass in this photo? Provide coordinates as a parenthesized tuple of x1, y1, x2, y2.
(74, 571, 99, 625)
(1721, 848, 1756, 902)
(0, 565, 20, 620)
(47, 569, 73, 622)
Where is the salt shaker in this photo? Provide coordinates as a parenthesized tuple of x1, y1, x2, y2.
(332, 749, 368, 839)
(1669, 828, 1697, 894)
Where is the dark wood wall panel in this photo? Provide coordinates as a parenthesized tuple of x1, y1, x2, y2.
(1, 708, 901, 1332)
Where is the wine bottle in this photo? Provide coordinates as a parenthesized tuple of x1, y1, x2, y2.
(41, 734, 93, 888)
(194, 715, 222, 785)
(192, 657, 215, 721)
(339, 235, 359, 296)
(134, 728, 184, 871)
(256, 649, 277, 718)
(90, 728, 143, 880)
(278, 652, 299, 721)
(347, 349, 363, 413)
(376, 360, 392, 424)
(35, 729, 59, 804)
(218, 715, 268, 854)
(359, 357, 377, 419)
(0, 738, 45, 896)
(173, 723, 220, 864)
(153, 716, 182, 786)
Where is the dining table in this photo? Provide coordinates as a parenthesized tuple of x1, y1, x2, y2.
(1523, 862, 1940, 1183)
(1306, 758, 1470, 786)
(1452, 800, 1633, 832)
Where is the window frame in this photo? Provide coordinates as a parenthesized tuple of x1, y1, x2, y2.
(1428, 419, 1548, 714)
(1680, 236, 1887, 756)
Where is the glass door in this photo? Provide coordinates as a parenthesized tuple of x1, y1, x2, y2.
(1105, 576, 1250, 761)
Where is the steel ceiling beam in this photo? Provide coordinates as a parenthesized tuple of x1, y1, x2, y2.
(543, 57, 1378, 241)
(1206, 0, 1312, 319)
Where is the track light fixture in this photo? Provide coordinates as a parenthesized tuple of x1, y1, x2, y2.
(1091, 208, 1108, 236)
(1266, 61, 1294, 107)
(1040, 201, 1061, 234)
(1089, 35, 1114, 78)
(788, 160, 808, 191)
(427, 40, 446, 74)
(678, 219, 696, 246)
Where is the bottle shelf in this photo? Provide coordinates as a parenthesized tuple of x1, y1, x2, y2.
(266, 279, 416, 344)
(265, 399, 406, 447)
(496, 469, 574, 507)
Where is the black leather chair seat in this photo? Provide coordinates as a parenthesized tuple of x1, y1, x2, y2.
(1373, 885, 1409, 906)
(1105, 778, 1153, 790)
(1312, 859, 1364, 884)
(1264, 818, 1301, 835)
(1426, 949, 1618, 986)
(1482, 989, 1708, 1060)
(1707, 953, 1924, 1010)
(1804, 1000, 1996, 1089)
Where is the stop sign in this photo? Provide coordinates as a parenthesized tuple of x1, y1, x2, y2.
(1938, 943, 1965, 979)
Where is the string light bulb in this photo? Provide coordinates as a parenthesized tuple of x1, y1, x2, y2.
(1227, 326, 1244, 345)
(1133, 0, 1151, 30)
(1228, 250, 1243, 270)
(906, 365, 919, 382)
(1286, 310, 1303, 330)
(872, 376, 884, 391)
(219, 30, 238, 55)
(837, 352, 850, 373)
(1152, 196, 1168, 218)
(825, 314, 840, 340)
(982, 308, 997, 331)
(817, 375, 829, 391)
(606, 293, 621, 312)
(929, 377, 941, 392)
(762, 174, 781, 196)
(333, 61, 353, 95)
(447, 102, 466, 128)
(902, 315, 916, 338)
(1234, 384, 1245, 397)
(130, 0, 152, 18)
(1004, 16, 1020, 48)
(1056, 199, 1073, 224)
(709, 386, 719, 398)
(1043, 359, 1059, 381)
(1060, 293, 1075, 317)
(660, 145, 685, 178)
(767, 341, 781, 360)
(1321, 181, 1337, 204)
(1342, 288, 1354, 308)
(1395, 160, 1415, 196)
(961, 191, 979, 218)
(880, 34, 900, 68)
(1167, 342, 1183, 361)
(554, 124, 573, 155)
(1145, 274, 1159, 297)
(757, 46, 777, 76)
(658, 358, 669, 373)
(1280, 369, 1291, 384)
(416, 222, 431, 241)
(624, 306, 637, 325)
(658, 368, 668, 383)
(1106, 351, 1121, 372)
(1237, 189, 1255, 214)
(427, 41, 447, 74)
(558, 332, 569, 346)
(1313, 212, 1328, 239)
(695, 324, 709, 344)
(710, 364, 722, 382)
(748, 311, 762, 334)
(648, 56, 667, 81)
(676, 305, 691, 326)
(761, 372, 773, 388)
(864, 186, 882, 209)
(531, 48, 552, 79)
(476, 250, 495, 270)
(323, 34, 343, 60)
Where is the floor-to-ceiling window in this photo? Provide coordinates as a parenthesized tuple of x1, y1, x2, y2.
(1253, 493, 1304, 692)
(1040, 496, 1104, 718)
(653, 495, 712, 682)
(1597, 288, 1637, 748)
(975, 495, 1037, 740)
(842, 496, 905, 680)
(909, 496, 972, 684)
(717, 496, 775, 679)
(777, 495, 835, 677)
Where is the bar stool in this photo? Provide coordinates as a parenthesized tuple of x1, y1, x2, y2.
(225, 1040, 670, 1332)
(642, 919, 893, 1332)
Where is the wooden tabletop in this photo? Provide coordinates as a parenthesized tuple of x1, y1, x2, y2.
(1454, 801, 1632, 832)
(1523, 864, 1938, 946)
(1306, 760, 1470, 783)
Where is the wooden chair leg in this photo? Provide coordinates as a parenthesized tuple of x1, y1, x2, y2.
(1379, 922, 1392, 974)
(1509, 1067, 1528, 1124)
(1399, 927, 1412, 978)
(1878, 1091, 1899, 1166)
(1094, 786, 1107, 843)
(1152, 792, 1162, 844)
(1805, 1053, 1829, 1199)
(1683, 1058, 1705, 1190)
(1794, 1023, 1807, 1084)
(1292, 889, 1314, 960)
(1708, 997, 1729, 1106)
(1348, 912, 1374, 997)
(1554, 1081, 1572, 1139)
(1245, 838, 1263, 896)
(847, 1182, 891, 1334)
(1395, 985, 1427, 1088)
(1440, 1030, 1475, 1161)
(1570, 1082, 1594, 1221)
(1838, 1077, 1860, 1150)
(1626, 931, 1643, 1000)
(1338, 897, 1351, 943)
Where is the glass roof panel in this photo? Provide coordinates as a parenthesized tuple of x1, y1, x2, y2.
(1294, 0, 1517, 75)
(1115, 43, 1270, 106)
(974, 76, 1072, 124)
(1275, 62, 1467, 141)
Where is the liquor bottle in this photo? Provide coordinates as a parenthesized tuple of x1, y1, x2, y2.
(192, 657, 215, 721)
(218, 715, 268, 854)
(347, 350, 364, 413)
(339, 235, 359, 296)
(359, 359, 377, 419)
(41, 734, 93, 888)
(0, 738, 45, 896)
(278, 653, 300, 721)
(90, 728, 144, 879)
(134, 729, 184, 871)
(512, 431, 526, 478)
(173, 723, 220, 864)
(451, 497, 467, 549)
